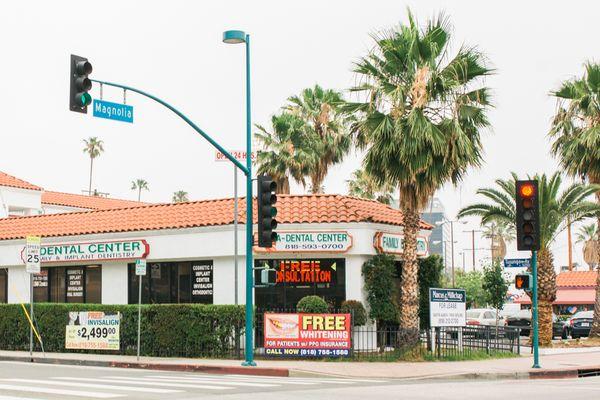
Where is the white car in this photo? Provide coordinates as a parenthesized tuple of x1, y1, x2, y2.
(466, 308, 505, 326)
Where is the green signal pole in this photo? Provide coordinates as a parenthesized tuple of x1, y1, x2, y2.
(531, 250, 540, 368)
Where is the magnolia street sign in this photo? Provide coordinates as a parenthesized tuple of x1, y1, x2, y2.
(373, 232, 428, 257)
(93, 99, 133, 123)
(429, 288, 466, 327)
(504, 258, 531, 268)
(21, 239, 149, 264)
(255, 231, 353, 253)
(25, 235, 41, 274)
(215, 150, 257, 163)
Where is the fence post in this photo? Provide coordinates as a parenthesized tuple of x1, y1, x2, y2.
(517, 328, 521, 355)
(458, 326, 464, 353)
(485, 326, 490, 355)
(350, 309, 355, 359)
(435, 327, 441, 359)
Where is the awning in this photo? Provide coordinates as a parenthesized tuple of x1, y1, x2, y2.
(514, 289, 596, 305)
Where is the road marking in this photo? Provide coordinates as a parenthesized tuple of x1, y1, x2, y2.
(4, 378, 181, 394)
(223, 374, 388, 383)
(112, 375, 278, 387)
(55, 376, 230, 390)
(148, 374, 318, 386)
(0, 396, 49, 400)
(0, 383, 123, 398)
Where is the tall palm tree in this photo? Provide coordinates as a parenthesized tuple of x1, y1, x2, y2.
(255, 112, 317, 194)
(576, 223, 599, 271)
(131, 179, 149, 201)
(347, 168, 395, 205)
(172, 191, 189, 203)
(346, 11, 492, 344)
(82, 137, 104, 194)
(481, 222, 515, 262)
(576, 223, 598, 243)
(458, 172, 600, 346)
(549, 62, 600, 337)
(285, 85, 351, 193)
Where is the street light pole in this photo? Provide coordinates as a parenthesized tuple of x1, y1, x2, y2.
(450, 221, 455, 287)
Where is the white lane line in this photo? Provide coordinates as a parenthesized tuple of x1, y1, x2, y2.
(0, 383, 123, 398)
(0, 396, 49, 400)
(147, 374, 316, 385)
(5, 378, 181, 394)
(55, 376, 230, 390)
(226, 374, 389, 383)
(111, 375, 278, 388)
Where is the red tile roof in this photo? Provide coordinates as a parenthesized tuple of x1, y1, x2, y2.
(0, 171, 42, 191)
(42, 191, 146, 211)
(0, 194, 432, 241)
(556, 271, 598, 288)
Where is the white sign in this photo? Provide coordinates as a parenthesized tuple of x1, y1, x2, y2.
(135, 259, 147, 276)
(374, 232, 428, 256)
(429, 288, 466, 327)
(25, 236, 41, 274)
(215, 150, 257, 163)
(255, 231, 353, 253)
(21, 239, 149, 264)
(65, 311, 120, 350)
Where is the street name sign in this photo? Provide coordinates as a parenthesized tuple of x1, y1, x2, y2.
(93, 99, 133, 123)
(504, 258, 531, 268)
(429, 288, 466, 327)
(25, 236, 41, 274)
(135, 259, 147, 276)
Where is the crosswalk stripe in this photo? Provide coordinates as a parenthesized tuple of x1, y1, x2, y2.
(224, 374, 388, 383)
(54, 376, 230, 390)
(0, 396, 49, 400)
(147, 374, 316, 385)
(109, 375, 278, 388)
(0, 383, 123, 398)
(4, 378, 181, 394)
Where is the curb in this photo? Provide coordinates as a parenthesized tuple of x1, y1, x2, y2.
(0, 355, 289, 377)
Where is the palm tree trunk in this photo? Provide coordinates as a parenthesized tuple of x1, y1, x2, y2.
(399, 206, 421, 347)
(536, 248, 557, 347)
(88, 157, 94, 194)
(589, 188, 600, 338)
(138, 188, 142, 202)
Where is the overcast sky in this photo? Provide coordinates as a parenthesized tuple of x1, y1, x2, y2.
(1, 1, 598, 271)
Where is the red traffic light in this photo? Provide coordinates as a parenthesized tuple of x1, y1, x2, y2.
(519, 184, 535, 198)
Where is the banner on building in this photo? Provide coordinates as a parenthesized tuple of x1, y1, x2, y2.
(373, 232, 428, 257)
(264, 313, 351, 357)
(65, 311, 120, 350)
(255, 231, 353, 253)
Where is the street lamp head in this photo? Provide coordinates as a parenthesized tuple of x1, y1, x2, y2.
(223, 30, 246, 44)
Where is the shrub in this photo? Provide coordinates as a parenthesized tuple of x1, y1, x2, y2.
(362, 254, 398, 324)
(341, 300, 367, 326)
(296, 296, 329, 313)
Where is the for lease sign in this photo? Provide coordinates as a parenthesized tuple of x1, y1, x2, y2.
(429, 288, 466, 327)
(264, 313, 351, 357)
(21, 239, 149, 264)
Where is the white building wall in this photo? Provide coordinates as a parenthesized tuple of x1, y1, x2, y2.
(7, 265, 30, 303)
(101, 262, 129, 304)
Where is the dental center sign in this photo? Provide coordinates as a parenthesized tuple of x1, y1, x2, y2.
(21, 240, 149, 264)
(256, 231, 353, 253)
(374, 232, 428, 256)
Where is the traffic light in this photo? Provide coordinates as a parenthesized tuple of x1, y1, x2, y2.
(515, 180, 540, 251)
(515, 273, 532, 290)
(70, 55, 93, 113)
(257, 175, 278, 247)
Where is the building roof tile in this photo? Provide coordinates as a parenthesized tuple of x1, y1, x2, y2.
(556, 271, 597, 288)
(0, 171, 42, 191)
(42, 191, 147, 210)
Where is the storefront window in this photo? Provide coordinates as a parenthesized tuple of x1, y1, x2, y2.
(34, 265, 101, 303)
(254, 258, 346, 309)
(128, 261, 213, 304)
(0, 269, 7, 303)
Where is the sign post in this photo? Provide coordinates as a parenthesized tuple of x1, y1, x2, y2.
(135, 259, 146, 361)
(25, 236, 41, 357)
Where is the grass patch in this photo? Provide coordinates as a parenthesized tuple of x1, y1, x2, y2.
(422, 349, 520, 362)
(552, 337, 600, 348)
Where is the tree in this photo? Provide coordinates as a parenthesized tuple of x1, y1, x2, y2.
(361, 254, 398, 325)
(481, 222, 514, 262)
(285, 85, 351, 193)
(131, 179, 149, 202)
(458, 172, 600, 345)
(418, 255, 444, 329)
(82, 137, 104, 194)
(576, 223, 599, 271)
(549, 62, 600, 337)
(255, 113, 316, 194)
(172, 191, 189, 203)
(483, 261, 509, 336)
(347, 168, 395, 205)
(454, 270, 486, 309)
(347, 11, 492, 345)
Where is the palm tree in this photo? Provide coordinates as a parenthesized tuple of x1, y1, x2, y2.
(172, 191, 189, 203)
(255, 112, 317, 194)
(346, 11, 492, 345)
(549, 62, 600, 337)
(82, 137, 104, 194)
(481, 222, 515, 262)
(347, 168, 395, 205)
(458, 172, 600, 346)
(576, 223, 598, 243)
(285, 85, 351, 193)
(131, 179, 149, 201)
(576, 223, 599, 271)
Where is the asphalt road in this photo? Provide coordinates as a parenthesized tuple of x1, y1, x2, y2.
(0, 361, 599, 399)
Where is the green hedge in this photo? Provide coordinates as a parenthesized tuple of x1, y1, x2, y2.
(0, 304, 245, 358)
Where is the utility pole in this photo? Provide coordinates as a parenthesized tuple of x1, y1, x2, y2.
(463, 229, 483, 270)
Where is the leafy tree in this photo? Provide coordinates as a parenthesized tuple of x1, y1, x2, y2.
(418, 255, 444, 329)
(346, 168, 395, 205)
(297, 295, 329, 313)
(483, 261, 509, 334)
(454, 270, 486, 309)
(82, 137, 104, 194)
(131, 179, 149, 201)
(172, 191, 189, 203)
(361, 254, 398, 325)
(347, 10, 492, 345)
(458, 172, 600, 345)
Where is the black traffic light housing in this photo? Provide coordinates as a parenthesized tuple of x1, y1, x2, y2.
(515, 273, 532, 290)
(70, 55, 93, 113)
(515, 180, 540, 251)
(257, 175, 278, 247)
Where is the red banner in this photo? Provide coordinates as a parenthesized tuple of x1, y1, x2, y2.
(264, 313, 351, 357)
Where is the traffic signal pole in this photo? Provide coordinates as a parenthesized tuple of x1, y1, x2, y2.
(531, 250, 540, 368)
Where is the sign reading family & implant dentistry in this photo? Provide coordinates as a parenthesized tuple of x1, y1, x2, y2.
(255, 231, 352, 253)
(264, 313, 351, 357)
(373, 232, 428, 257)
(65, 311, 120, 350)
(21, 239, 149, 264)
(429, 288, 466, 327)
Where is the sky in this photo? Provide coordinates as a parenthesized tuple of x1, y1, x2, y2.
(0, 0, 598, 271)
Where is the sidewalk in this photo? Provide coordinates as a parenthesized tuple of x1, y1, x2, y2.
(1, 349, 600, 379)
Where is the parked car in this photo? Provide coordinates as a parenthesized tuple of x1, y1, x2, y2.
(505, 309, 567, 339)
(566, 311, 594, 339)
(466, 309, 506, 326)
